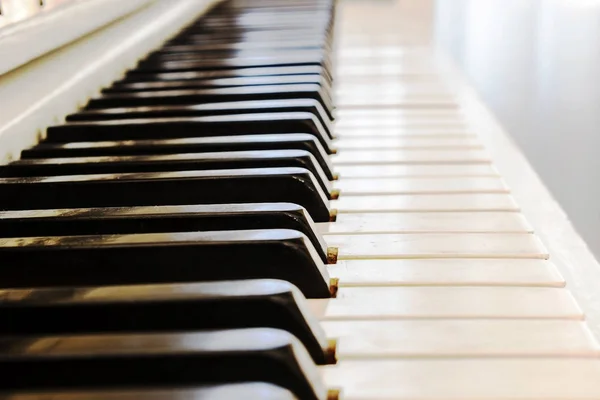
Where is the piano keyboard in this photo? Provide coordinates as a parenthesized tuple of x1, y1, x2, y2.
(1, 0, 600, 399)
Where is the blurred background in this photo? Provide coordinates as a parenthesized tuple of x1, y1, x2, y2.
(434, 0, 600, 258)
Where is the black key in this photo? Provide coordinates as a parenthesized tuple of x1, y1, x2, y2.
(123, 66, 328, 83)
(0, 383, 299, 400)
(66, 99, 334, 138)
(0, 279, 334, 364)
(143, 50, 331, 65)
(0, 167, 331, 222)
(21, 134, 335, 180)
(0, 229, 332, 298)
(48, 113, 335, 153)
(0, 150, 332, 196)
(157, 39, 326, 53)
(0, 328, 329, 400)
(84, 85, 334, 120)
(0, 203, 329, 262)
(167, 33, 330, 48)
(105, 75, 331, 99)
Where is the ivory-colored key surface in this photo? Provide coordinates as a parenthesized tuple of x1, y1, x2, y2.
(334, 115, 464, 126)
(334, 128, 475, 138)
(335, 89, 453, 100)
(332, 193, 520, 212)
(333, 137, 482, 149)
(308, 287, 581, 319)
(317, 212, 531, 234)
(337, 97, 457, 108)
(322, 358, 600, 399)
(325, 233, 548, 259)
(327, 259, 564, 287)
(331, 149, 490, 164)
(333, 164, 499, 178)
(334, 109, 462, 118)
(323, 320, 598, 357)
(335, 121, 467, 131)
(332, 177, 508, 195)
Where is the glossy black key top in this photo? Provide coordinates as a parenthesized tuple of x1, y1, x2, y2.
(0, 229, 331, 298)
(84, 85, 334, 119)
(21, 134, 334, 179)
(143, 49, 331, 65)
(48, 113, 334, 152)
(158, 39, 326, 53)
(0, 150, 332, 195)
(66, 99, 334, 138)
(106, 74, 331, 93)
(0, 383, 299, 400)
(0, 279, 334, 364)
(123, 65, 328, 83)
(0, 167, 331, 222)
(0, 203, 329, 262)
(0, 328, 329, 400)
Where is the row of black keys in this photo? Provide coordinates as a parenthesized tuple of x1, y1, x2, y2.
(0, 0, 341, 399)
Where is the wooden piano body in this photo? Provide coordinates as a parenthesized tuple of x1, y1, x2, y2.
(1, 0, 600, 398)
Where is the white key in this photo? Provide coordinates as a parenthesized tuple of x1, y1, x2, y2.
(335, 118, 466, 127)
(335, 114, 466, 129)
(327, 259, 564, 287)
(323, 320, 598, 358)
(317, 212, 531, 234)
(322, 358, 600, 399)
(332, 193, 519, 212)
(333, 177, 508, 195)
(333, 137, 482, 149)
(334, 128, 474, 137)
(325, 233, 548, 259)
(334, 109, 461, 118)
(336, 97, 457, 108)
(335, 108, 464, 121)
(335, 122, 468, 131)
(333, 164, 499, 178)
(335, 89, 452, 99)
(309, 287, 581, 319)
(331, 150, 490, 164)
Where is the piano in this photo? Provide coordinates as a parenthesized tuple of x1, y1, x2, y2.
(1, 0, 600, 398)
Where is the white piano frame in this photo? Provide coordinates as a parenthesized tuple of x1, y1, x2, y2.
(0, 0, 220, 165)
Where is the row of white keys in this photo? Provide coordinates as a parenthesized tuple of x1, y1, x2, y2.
(315, 32, 600, 398)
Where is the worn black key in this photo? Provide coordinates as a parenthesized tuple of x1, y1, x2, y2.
(0, 229, 332, 298)
(0, 328, 329, 400)
(66, 99, 334, 138)
(0, 383, 299, 400)
(0, 203, 329, 262)
(21, 134, 334, 179)
(0, 167, 331, 222)
(0, 279, 334, 364)
(0, 150, 332, 195)
(84, 85, 334, 119)
(48, 113, 334, 152)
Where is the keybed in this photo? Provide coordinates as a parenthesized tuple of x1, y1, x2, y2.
(0, 0, 600, 398)
(315, 0, 600, 397)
